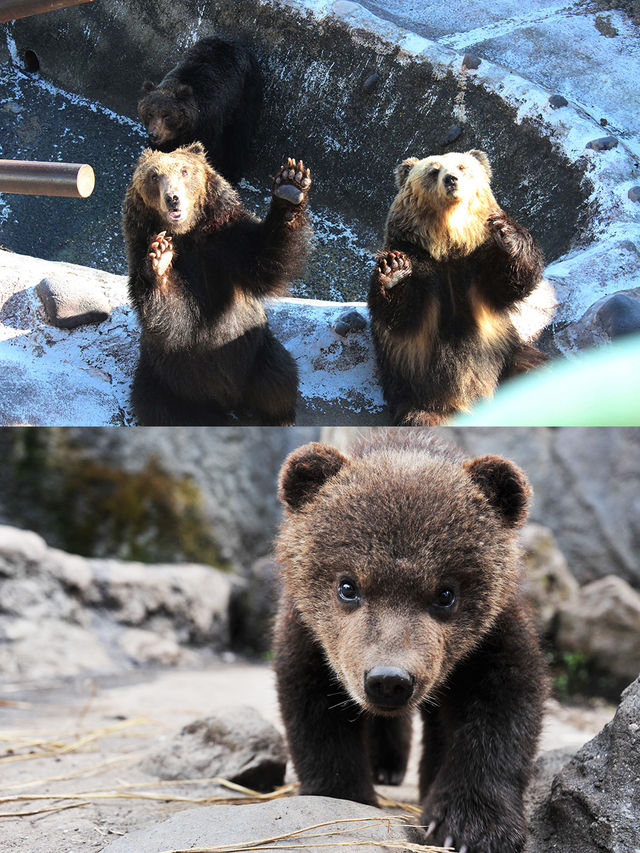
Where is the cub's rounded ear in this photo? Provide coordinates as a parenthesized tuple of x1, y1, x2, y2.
(279, 442, 349, 513)
(184, 141, 206, 157)
(394, 157, 419, 189)
(141, 80, 156, 94)
(467, 149, 492, 179)
(175, 83, 194, 100)
(463, 455, 531, 528)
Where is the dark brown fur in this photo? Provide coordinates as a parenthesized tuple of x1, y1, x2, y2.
(274, 431, 547, 852)
(123, 144, 312, 425)
(367, 151, 549, 425)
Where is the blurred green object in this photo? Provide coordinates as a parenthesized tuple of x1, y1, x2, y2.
(455, 333, 640, 426)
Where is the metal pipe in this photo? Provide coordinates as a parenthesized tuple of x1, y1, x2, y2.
(0, 0, 93, 23)
(0, 160, 95, 197)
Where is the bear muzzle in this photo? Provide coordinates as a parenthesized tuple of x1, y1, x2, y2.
(364, 665, 415, 710)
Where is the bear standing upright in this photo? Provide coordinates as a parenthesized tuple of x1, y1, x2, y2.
(274, 431, 547, 853)
(368, 150, 548, 425)
(123, 143, 312, 425)
(137, 36, 262, 184)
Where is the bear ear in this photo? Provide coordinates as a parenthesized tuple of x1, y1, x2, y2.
(279, 442, 350, 513)
(394, 157, 419, 189)
(141, 80, 156, 93)
(137, 147, 156, 165)
(467, 149, 492, 179)
(175, 83, 193, 100)
(183, 141, 206, 158)
(463, 455, 531, 528)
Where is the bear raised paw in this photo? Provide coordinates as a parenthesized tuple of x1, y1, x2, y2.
(376, 250, 412, 290)
(273, 158, 312, 207)
(148, 231, 173, 284)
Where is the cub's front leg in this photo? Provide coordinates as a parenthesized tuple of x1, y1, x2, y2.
(274, 604, 376, 805)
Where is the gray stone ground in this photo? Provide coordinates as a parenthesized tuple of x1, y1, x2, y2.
(0, 661, 614, 853)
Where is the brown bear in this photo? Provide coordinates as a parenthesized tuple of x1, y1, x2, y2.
(122, 143, 312, 425)
(138, 36, 262, 184)
(274, 431, 547, 853)
(367, 150, 549, 425)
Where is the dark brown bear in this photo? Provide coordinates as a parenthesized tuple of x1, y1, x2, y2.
(368, 150, 548, 425)
(274, 431, 547, 853)
(122, 143, 312, 425)
(138, 36, 262, 184)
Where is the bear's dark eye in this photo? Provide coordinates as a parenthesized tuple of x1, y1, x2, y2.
(337, 577, 361, 606)
(181, 167, 189, 177)
(458, 164, 466, 171)
(432, 587, 456, 610)
(150, 172, 159, 183)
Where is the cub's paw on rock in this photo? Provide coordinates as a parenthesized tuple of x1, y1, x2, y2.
(149, 231, 174, 283)
(273, 158, 311, 206)
(376, 250, 412, 290)
(422, 792, 525, 853)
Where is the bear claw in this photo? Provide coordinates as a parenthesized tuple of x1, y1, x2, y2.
(376, 250, 412, 290)
(273, 158, 311, 206)
(149, 230, 174, 282)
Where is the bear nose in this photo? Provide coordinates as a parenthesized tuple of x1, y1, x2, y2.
(165, 194, 180, 209)
(444, 173, 458, 188)
(364, 666, 415, 708)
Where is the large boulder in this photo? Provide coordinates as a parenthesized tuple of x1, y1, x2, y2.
(0, 525, 242, 679)
(520, 523, 579, 635)
(529, 677, 640, 853)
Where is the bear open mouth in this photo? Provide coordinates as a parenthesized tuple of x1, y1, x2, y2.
(168, 209, 184, 221)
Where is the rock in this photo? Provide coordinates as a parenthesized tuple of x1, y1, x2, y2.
(530, 677, 640, 853)
(441, 124, 463, 144)
(555, 576, 640, 686)
(0, 524, 244, 679)
(628, 186, 640, 202)
(140, 706, 287, 792)
(549, 94, 568, 108)
(553, 285, 640, 350)
(585, 135, 618, 151)
(596, 291, 640, 339)
(117, 627, 192, 667)
(331, 308, 367, 337)
(36, 275, 111, 328)
(101, 796, 424, 853)
(231, 556, 280, 654)
(362, 72, 380, 94)
(520, 523, 579, 635)
(462, 53, 481, 70)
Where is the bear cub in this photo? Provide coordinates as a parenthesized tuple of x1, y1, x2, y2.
(138, 36, 262, 184)
(123, 143, 312, 425)
(274, 432, 547, 853)
(368, 150, 548, 425)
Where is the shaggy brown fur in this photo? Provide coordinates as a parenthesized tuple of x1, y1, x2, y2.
(123, 145, 312, 425)
(368, 150, 548, 425)
(274, 431, 547, 853)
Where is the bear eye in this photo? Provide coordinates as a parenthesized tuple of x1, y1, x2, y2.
(432, 587, 456, 610)
(458, 164, 466, 171)
(337, 577, 361, 606)
(181, 167, 189, 177)
(150, 172, 159, 183)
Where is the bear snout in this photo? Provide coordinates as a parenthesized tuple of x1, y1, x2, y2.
(443, 173, 458, 191)
(364, 665, 415, 709)
(164, 193, 181, 211)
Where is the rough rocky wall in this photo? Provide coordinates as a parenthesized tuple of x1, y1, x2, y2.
(9, 0, 590, 260)
(322, 427, 640, 588)
(0, 427, 319, 568)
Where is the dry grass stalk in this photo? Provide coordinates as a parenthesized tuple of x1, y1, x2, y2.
(0, 800, 90, 818)
(156, 816, 447, 853)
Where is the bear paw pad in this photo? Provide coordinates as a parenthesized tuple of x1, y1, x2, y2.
(273, 158, 311, 206)
(149, 231, 174, 282)
(376, 250, 412, 290)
